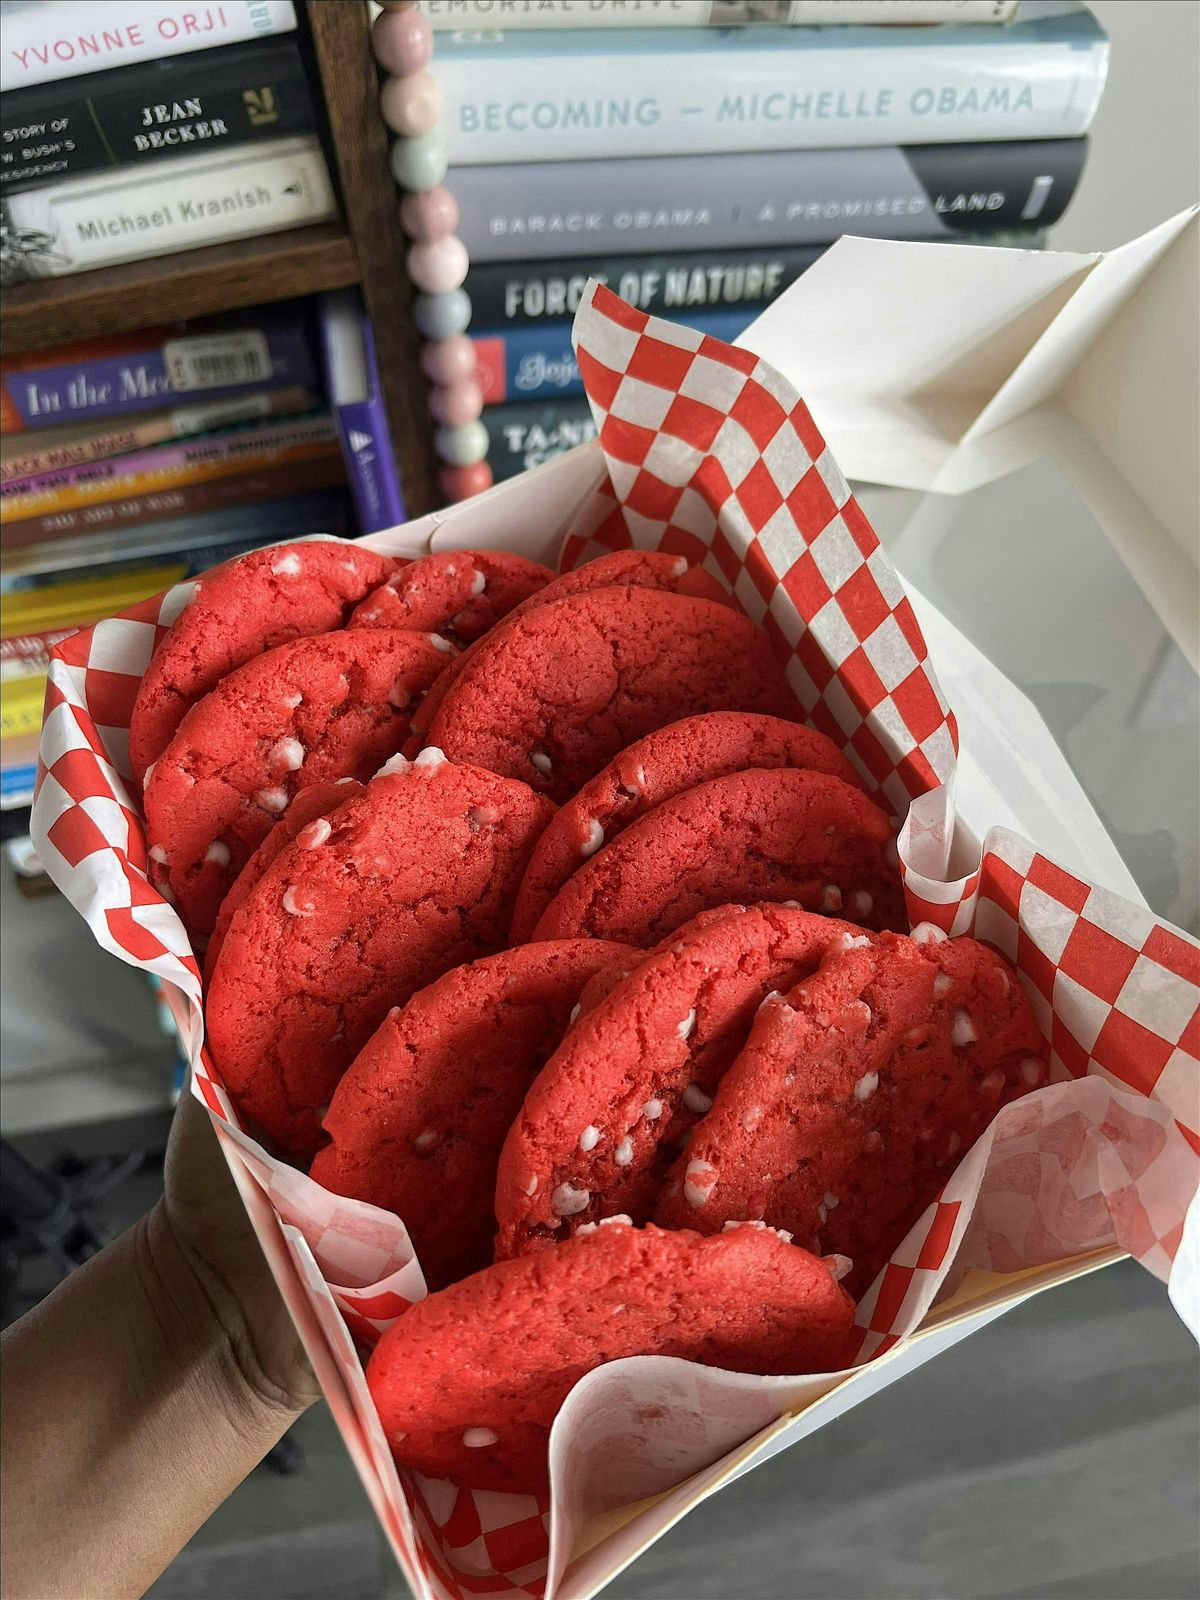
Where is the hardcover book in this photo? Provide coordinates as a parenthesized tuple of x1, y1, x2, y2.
(481, 396, 596, 481)
(2, 413, 340, 513)
(472, 306, 756, 403)
(0, 0, 298, 92)
(0, 135, 336, 285)
(466, 246, 826, 326)
(1, 35, 316, 191)
(431, 9, 1107, 165)
(451, 137, 1089, 261)
(0, 308, 318, 433)
(422, 1, 1019, 27)
(0, 387, 315, 480)
(2, 453, 345, 551)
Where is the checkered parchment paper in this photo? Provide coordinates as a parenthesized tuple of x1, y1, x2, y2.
(31, 283, 1199, 1600)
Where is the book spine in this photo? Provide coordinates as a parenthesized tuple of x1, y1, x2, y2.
(465, 245, 827, 327)
(2, 415, 339, 509)
(0, 387, 315, 481)
(1, 36, 315, 192)
(422, 2, 1019, 28)
(433, 16, 1107, 164)
(452, 138, 1089, 262)
(482, 397, 597, 482)
(1, 316, 316, 433)
(0, 1, 298, 93)
(0, 135, 336, 284)
(2, 453, 344, 550)
(319, 301, 407, 533)
(472, 307, 755, 404)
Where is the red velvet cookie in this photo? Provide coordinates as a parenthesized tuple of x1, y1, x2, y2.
(204, 779, 364, 980)
(424, 588, 798, 804)
(654, 929, 1049, 1295)
(348, 549, 554, 644)
(310, 939, 633, 1289)
(145, 630, 452, 940)
(366, 1220, 855, 1494)
(529, 767, 903, 947)
(494, 905, 869, 1257)
(205, 755, 554, 1156)
(129, 540, 396, 788)
(511, 713, 864, 941)
(405, 548, 733, 753)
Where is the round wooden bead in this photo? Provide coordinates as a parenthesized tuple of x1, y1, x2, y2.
(400, 186, 460, 243)
(435, 419, 489, 467)
(440, 461, 494, 502)
(420, 334, 476, 385)
(380, 70, 441, 137)
(429, 381, 484, 427)
(407, 235, 469, 294)
(372, 7, 433, 76)
(389, 129, 447, 193)
(413, 289, 471, 340)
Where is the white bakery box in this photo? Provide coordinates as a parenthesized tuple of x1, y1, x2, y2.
(31, 213, 1199, 1600)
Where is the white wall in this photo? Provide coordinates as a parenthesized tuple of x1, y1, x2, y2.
(1052, 0, 1200, 251)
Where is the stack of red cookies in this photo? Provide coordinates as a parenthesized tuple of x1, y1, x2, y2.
(132, 537, 1049, 1496)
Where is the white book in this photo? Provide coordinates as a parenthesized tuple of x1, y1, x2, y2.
(421, 1, 1019, 28)
(432, 8, 1107, 165)
(2, 137, 336, 283)
(0, 0, 297, 92)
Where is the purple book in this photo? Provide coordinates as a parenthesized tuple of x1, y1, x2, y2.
(1, 306, 317, 432)
(318, 291, 406, 534)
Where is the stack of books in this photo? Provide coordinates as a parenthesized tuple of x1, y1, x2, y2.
(0, 0, 336, 282)
(421, 0, 1108, 483)
(0, 288, 410, 810)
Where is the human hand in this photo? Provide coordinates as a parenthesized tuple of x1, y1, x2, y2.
(152, 1085, 321, 1418)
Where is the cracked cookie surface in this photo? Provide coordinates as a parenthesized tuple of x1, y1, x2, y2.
(424, 587, 798, 804)
(366, 1219, 855, 1494)
(655, 930, 1049, 1295)
(348, 548, 554, 643)
(530, 766, 904, 946)
(405, 548, 735, 752)
(205, 756, 554, 1156)
(310, 938, 633, 1290)
(494, 905, 869, 1258)
(204, 778, 364, 979)
(512, 712, 865, 941)
(145, 629, 452, 940)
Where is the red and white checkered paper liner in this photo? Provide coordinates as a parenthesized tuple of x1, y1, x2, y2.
(31, 288, 1200, 1600)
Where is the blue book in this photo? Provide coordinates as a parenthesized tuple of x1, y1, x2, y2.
(432, 8, 1108, 165)
(473, 307, 757, 404)
(319, 290, 406, 534)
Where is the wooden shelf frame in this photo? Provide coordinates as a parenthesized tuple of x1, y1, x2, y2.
(0, 1, 437, 517)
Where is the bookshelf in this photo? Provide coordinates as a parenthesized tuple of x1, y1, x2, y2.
(0, 0, 439, 517)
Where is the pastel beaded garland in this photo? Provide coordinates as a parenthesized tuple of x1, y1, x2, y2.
(375, 6, 490, 504)
(413, 289, 471, 341)
(407, 235, 469, 295)
(372, 7, 433, 76)
(429, 381, 484, 428)
(420, 334, 475, 385)
(389, 129, 447, 192)
(380, 70, 441, 137)
(439, 462, 494, 500)
(400, 186, 459, 242)
(435, 420, 489, 467)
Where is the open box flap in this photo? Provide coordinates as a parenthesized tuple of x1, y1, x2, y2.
(735, 211, 1200, 668)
